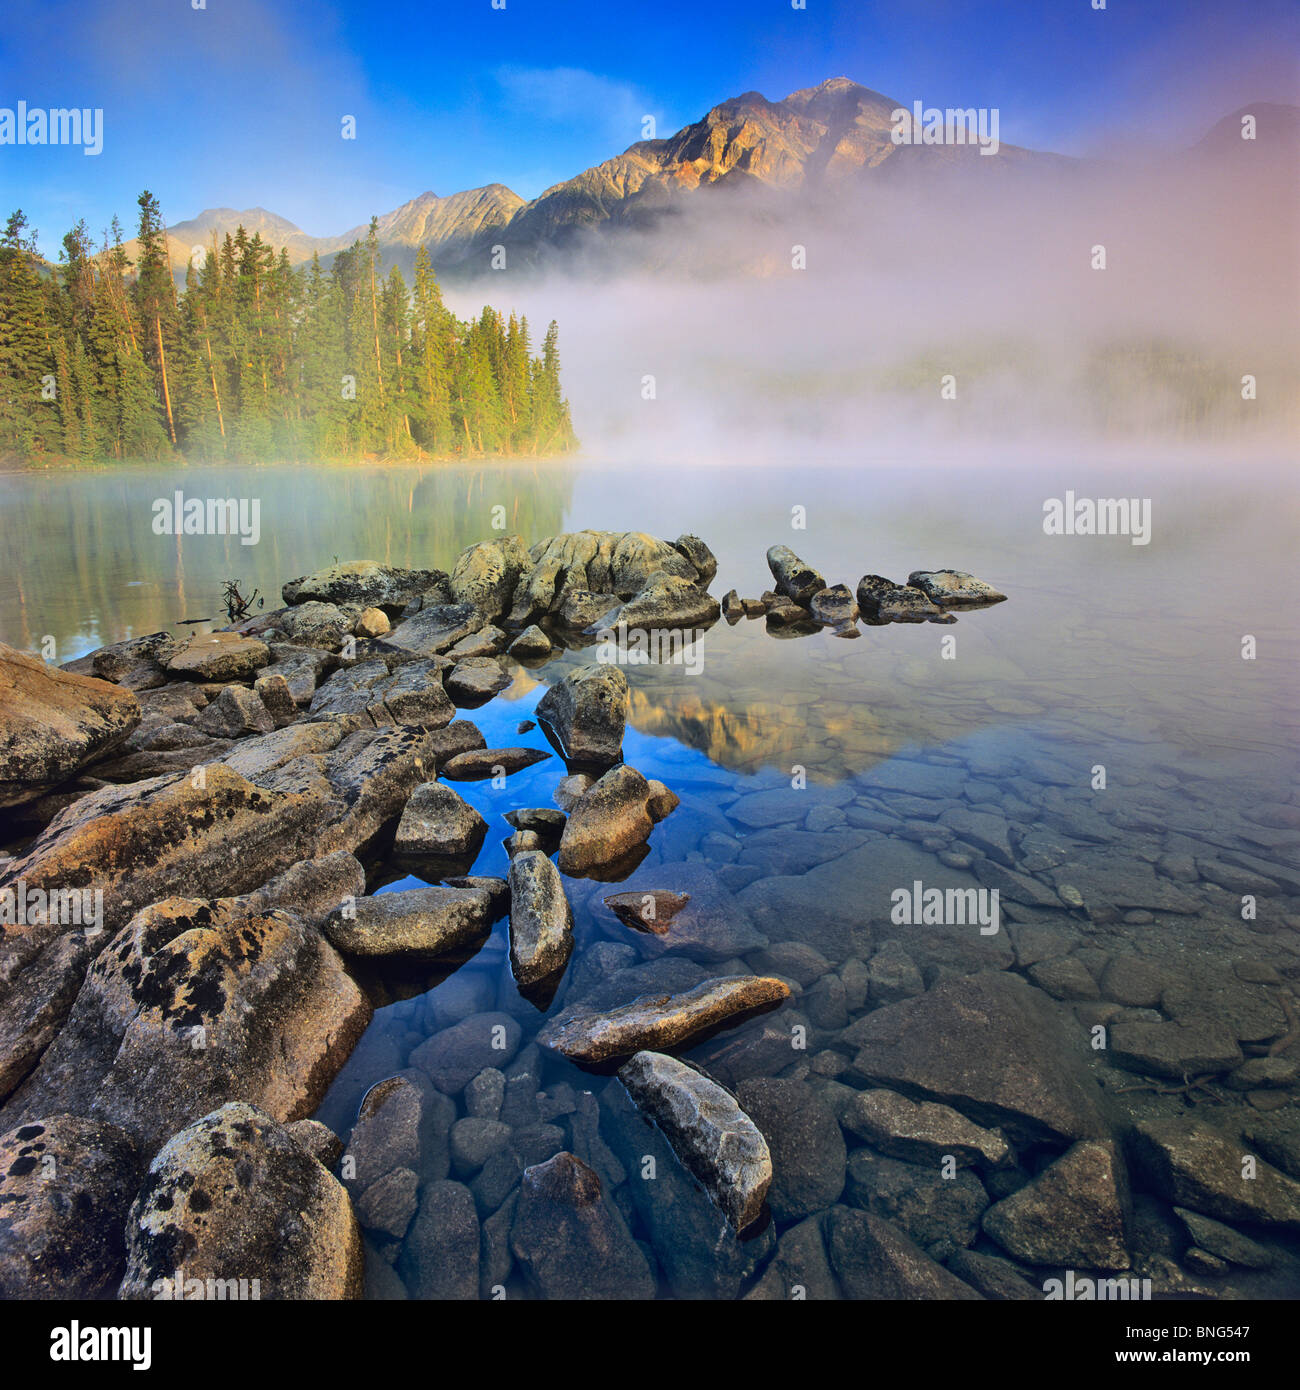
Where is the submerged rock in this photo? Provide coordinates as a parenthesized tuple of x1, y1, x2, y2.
(1127, 1117, 1300, 1231)
(119, 1102, 363, 1299)
(982, 1140, 1130, 1268)
(907, 569, 1007, 607)
(766, 545, 825, 606)
(394, 782, 488, 859)
(510, 1151, 654, 1299)
(603, 889, 691, 935)
(397, 1179, 480, 1299)
(538, 974, 791, 1065)
(535, 663, 628, 764)
(507, 850, 575, 986)
(0, 642, 140, 807)
(843, 1089, 1012, 1170)
(619, 1050, 771, 1231)
(324, 884, 493, 963)
(0, 1114, 141, 1299)
(826, 1207, 982, 1300)
(735, 1078, 846, 1221)
(844, 971, 1110, 1146)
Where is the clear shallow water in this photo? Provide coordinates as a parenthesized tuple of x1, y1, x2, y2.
(4, 454, 1299, 1298)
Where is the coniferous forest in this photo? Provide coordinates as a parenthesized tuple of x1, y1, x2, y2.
(0, 192, 577, 465)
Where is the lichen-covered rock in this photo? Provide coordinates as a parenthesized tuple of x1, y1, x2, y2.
(119, 1103, 363, 1299)
(510, 1151, 654, 1299)
(0, 1114, 141, 1298)
(439, 746, 551, 780)
(6, 896, 370, 1157)
(0, 766, 337, 1101)
(193, 684, 275, 738)
(607, 573, 721, 632)
(620, 1050, 771, 1230)
(535, 663, 628, 765)
(446, 656, 512, 703)
(507, 625, 552, 660)
(0, 641, 140, 807)
(278, 600, 353, 651)
(907, 569, 1007, 607)
(394, 782, 488, 859)
(89, 632, 181, 690)
(383, 603, 486, 657)
(809, 585, 859, 629)
(282, 560, 449, 613)
(538, 974, 791, 1065)
(856, 574, 942, 622)
(449, 535, 531, 619)
(507, 850, 574, 986)
(672, 534, 718, 586)
(766, 545, 826, 605)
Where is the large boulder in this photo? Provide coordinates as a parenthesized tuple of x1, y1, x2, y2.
(448, 535, 531, 619)
(607, 573, 721, 632)
(394, 782, 488, 859)
(536, 663, 628, 765)
(5, 896, 370, 1158)
(282, 560, 449, 613)
(119, 1102, 363, 1299)
(0, 642, 140, 807)
(619, 1050, 771, 1231)
(0, 766, 337, 1102)
(0, 1114, 141, 1298)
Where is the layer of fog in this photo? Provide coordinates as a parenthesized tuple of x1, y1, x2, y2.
(449, 127, 1298, 464)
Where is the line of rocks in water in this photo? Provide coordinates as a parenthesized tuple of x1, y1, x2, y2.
(2, 529, 1298, 1300)
(718, 546, 1007, 638)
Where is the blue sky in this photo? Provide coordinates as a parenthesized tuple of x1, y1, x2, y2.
(3, 0, 1297, 258)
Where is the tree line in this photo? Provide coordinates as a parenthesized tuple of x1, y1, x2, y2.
(0, 192, 577, 463)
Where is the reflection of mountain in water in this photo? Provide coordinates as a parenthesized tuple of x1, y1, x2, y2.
(583, 615, 1029, 781)
(1, 461, 573, 659)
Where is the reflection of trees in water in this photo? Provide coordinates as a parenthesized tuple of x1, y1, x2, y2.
(2, 461, 573, 658)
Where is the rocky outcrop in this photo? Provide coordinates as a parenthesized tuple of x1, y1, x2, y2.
(507, 850, 575, 987)
(119, 1103, 363, 1299)
(324, 884, 494, 963)
(619, 1050, 771, 1230)
(0, 767, 337, 1101)
(282, 560, 449, 613)
(0, 642, 140, 807)
(538, 974, 791, 1065)
(510, 1151, 654, 1299)
(607, 573, 721, 631)
(766, 545, 825, 605)
(535, 663, 628, 764)
(6, 895, 370, 1158)
(0, 1114, 141, 1298)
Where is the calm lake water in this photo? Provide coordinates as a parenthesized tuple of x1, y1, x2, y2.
(3, 453, 1298, 1298)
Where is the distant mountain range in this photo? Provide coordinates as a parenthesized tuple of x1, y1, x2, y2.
(127, 78, 1298, 282)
